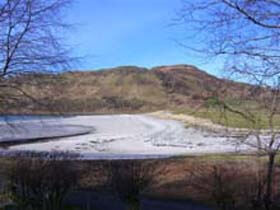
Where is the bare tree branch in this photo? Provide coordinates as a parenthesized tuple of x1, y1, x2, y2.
(0, 0, 75, 114)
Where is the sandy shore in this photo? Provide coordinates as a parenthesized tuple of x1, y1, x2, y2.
(2, 114, 254, 159)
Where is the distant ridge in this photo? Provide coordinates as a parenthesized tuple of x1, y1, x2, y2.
(4, 65, 249, 114)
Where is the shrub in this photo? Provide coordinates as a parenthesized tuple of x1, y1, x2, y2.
(186, 161, 266, 210)
(4, 152, 80, 210)
(105, 160, 156, 210)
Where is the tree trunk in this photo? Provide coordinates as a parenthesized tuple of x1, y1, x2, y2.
(264, 153, 276, 210)
(253, 155, 263, 210)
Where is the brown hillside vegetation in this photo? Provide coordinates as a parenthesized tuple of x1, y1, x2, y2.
(2, 65, 250, 114)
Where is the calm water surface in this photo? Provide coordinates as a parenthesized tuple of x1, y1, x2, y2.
(0, 115, 70, 122)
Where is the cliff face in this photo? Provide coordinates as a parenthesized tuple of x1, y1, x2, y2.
(2, 65, 249, 114)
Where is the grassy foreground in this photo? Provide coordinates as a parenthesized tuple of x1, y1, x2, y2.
(0, 153, 279, 210)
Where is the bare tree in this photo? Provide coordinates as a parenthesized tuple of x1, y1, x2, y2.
(177, 1, 280, 209)
(0, 0, 74, 113)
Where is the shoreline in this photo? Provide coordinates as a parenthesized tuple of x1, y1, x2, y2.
(1, 114, 255, 159)
(149, 110, 280, 136)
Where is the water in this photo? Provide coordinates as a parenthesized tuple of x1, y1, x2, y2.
(0, 114, 69, 122)
(0, 114, 93, 144)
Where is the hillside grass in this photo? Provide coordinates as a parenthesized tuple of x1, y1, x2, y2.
(175, 107, 280, 129)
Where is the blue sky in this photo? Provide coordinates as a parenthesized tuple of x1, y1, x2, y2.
(66, 0, 222, 75)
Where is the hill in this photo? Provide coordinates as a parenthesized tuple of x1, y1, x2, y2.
(3, 65, 249, 114)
